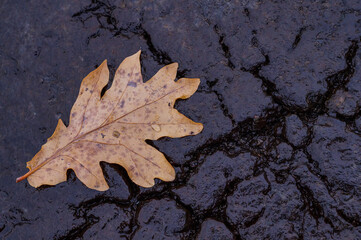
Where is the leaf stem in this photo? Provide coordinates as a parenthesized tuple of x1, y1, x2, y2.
(16, 172, 31, 183)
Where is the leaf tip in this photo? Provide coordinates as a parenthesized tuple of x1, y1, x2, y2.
(94, 185, 109, 191)
(133, 50, 141, 59)
(169, 62, 178, 68)
(192, 122, 204, 136)
(193, 77, 201, 86)
(198, 122, 204, 131)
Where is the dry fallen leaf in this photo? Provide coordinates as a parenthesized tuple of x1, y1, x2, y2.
(16, 51, 203, 191)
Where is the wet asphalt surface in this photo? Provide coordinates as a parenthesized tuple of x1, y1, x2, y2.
(1, 1, 361, 239)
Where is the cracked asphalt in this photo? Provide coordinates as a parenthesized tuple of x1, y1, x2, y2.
(1, 1, 361, 239)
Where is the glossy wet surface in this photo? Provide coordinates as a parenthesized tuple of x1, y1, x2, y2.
(1, 1, 361, 239)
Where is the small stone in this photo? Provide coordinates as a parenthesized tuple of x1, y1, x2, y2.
(197, 219, 233, 240)
(133, 199, 186, 239)
(327, 90, 358, 117)
(355, 117, 361, 131)
(285, 114, 308, 146)
(226, 175, 269, 227)
(275, 143, 293, 161)
(308, 116, 361, 191)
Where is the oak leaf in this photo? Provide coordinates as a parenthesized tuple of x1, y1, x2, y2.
(16, 51, 203, 191)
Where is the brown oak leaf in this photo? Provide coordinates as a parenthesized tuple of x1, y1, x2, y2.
(16, 51, 203, 191)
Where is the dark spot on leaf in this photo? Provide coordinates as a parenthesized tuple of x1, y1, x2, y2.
(113, 131, 120, 138)
(101, 133, 105, 138)
(120, 100, 125, 108)
(127, 81, 137, 87)
(85, 88, 88, 91)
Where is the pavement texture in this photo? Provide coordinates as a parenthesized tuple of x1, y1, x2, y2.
(1, 0, 361, 239)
